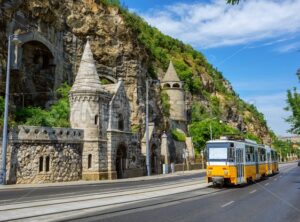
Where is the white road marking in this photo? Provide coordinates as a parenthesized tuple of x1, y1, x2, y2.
(249, 189, 257, 194)
(274, 178, 277, 181)
(221, 201, 234, 208)
(265, 183, 269, 186)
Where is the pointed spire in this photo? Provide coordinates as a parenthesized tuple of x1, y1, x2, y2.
(71, 37, 103, 92)
(162, 61, 180, 82)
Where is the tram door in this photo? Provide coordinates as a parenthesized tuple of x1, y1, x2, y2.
(255, 150, 259, 178)
(236, 148, 244, 184)
(267, 152, 271, 174)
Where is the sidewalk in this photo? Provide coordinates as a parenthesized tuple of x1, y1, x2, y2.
(0, 169, 206, 190)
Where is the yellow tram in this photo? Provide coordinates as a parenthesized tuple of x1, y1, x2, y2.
(206, 137, 279, 186)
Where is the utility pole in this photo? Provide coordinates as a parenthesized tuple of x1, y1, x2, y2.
(209, 122, 213, 140)
(209, 107, 213, 140)
(1, 35, 15, 184)
(146, 79, 150, 176)
(145, 78, 160, 176)
(1, 34, 21, 185)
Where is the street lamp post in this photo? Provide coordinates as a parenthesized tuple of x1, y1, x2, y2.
(1, 34, 20, 185)
(206, 117, 218, 140)
(145, 79, 150, 176)
(145, 78, 160, 176)
(209, 122, 213, 140)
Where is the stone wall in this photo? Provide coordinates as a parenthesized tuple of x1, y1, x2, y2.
(0, 126, 83, 184)
(107, 130, 143, 179)
(173, 140, 187, 163)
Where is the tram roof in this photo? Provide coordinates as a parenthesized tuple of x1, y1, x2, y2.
(207, 139, 276, 151)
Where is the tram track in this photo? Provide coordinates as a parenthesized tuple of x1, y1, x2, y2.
(0, 177, 202, 206)
(0, 163, 295, 221)
(0, 179, 214, 221)
(4, 186, 225, 222)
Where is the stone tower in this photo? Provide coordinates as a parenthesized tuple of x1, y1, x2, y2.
(69, 38, 109, 180)
(161, 61, 187, 124)
(161, 61, 190, 163)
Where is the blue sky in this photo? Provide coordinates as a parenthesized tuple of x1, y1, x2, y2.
(122, 0, 300, 136)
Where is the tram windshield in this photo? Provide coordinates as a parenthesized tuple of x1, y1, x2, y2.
(206, 142, 235, 162)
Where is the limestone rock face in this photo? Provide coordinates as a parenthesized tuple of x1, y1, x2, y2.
(0, 0, 271, 143)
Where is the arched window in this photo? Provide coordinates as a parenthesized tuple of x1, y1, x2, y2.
(39, 156, 44, 172)
(118, 114, 124, 131)
(173, 83, 180, 88)
(163, 83, 171, 88)
(95, 115, 99, 125)
(88, 154, 92, 169)
(45, 156, 50, 172)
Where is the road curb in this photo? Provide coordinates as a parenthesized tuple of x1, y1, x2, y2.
(0, 169, 206, 191)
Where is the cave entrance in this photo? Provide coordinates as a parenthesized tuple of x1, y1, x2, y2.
(12, 41, 56, 109)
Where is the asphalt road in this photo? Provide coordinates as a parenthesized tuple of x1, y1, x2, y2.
(67, 162, 300, 222)
(0, 172, 205, 204)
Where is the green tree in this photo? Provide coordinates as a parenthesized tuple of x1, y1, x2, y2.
(273, 138, 294, 162)
(160, 91, 170, 117)
(285, 71, 300, 134)
(189, 120, 239, 153)
(15, 83, 71, 127)
(285, 87, 300, 134)
(171, 129, 186, 142)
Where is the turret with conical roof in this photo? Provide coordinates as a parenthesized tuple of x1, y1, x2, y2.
(69, 38, 112, 180)
(162, 61, 181, 83)
(70, 38, 103, 93)
(69, 38, 112, 137)
(161, 61, 186, 122)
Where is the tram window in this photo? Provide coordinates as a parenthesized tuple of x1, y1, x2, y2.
(246, 154, 251, 162)
(246, 146, 254, 162)
(228, 147, 235, 162)
(262, 149, 266, 161)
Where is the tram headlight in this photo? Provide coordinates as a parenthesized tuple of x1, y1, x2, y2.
(207, 170, 212, 175)
(224, 170, 229, 175)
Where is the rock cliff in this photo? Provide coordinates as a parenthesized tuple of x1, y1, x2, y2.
(0, 0, 272, 144)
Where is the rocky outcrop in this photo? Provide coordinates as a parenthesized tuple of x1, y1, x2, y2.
(0, 0, 271, 144)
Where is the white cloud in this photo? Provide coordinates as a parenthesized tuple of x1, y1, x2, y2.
(276, 41, 300, 53)
(243, 93, 292, 136)
(142, 0, 300, 48)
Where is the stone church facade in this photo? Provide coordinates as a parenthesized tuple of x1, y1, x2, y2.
(0, 37, 195, 184)
(69, 39, 143, 180)
(0, 40, 143, 184)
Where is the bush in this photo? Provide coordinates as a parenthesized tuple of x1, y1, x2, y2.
(100, 79, 111, 85)
(160, 91, 170, 117)
(191, 102, 209, 122)
(171, 129, 186, 142)
(15, 83, 71, 127)
(131, 124, 140, 133)
(101, 0, 121, 7)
